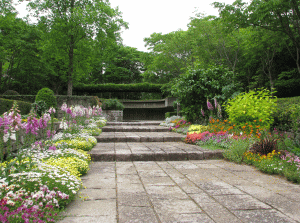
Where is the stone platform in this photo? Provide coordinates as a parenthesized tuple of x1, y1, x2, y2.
(59, 121, 300, 223)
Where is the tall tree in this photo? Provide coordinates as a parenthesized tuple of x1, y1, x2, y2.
(27, 0, 128, 95)
(213, 0, 300, 74)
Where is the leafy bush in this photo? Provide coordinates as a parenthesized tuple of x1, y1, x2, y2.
(101, 98, 124, 110)
(31, 100, 48, 117)
(35, 88, 57, 110)
(225, 88, 277, 131)
(223, 138, 252, 163)
(168, 64, 241, 122)
(271, 96, 300, 132)
(2, 90, 20, 95)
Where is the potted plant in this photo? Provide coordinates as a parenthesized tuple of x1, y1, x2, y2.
(101, 99, 124, 122)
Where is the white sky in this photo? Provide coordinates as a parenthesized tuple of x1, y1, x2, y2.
(14, 0, 246, 52)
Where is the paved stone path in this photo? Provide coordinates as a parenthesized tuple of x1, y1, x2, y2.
(59, 122, 300, 223)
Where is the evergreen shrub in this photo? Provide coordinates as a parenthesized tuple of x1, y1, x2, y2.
(35, 88, 57, 110)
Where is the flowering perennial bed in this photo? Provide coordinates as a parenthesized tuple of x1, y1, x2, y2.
(0, 102, 106, 222)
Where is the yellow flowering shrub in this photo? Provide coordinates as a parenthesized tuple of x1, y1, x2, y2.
(44, 156, 89, 178)
(55, 139, 93, 151)
(188, 125, 209, 134)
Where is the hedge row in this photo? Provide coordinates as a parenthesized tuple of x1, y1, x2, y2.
(0, 98, 32, 115)
(73, 83, 164, 94)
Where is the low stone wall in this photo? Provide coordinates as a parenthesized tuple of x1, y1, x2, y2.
(102, 110, 123, 122)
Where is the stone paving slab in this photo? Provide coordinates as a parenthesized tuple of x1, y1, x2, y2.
(107, 121, 163, 126)
(95, 132, 184, 142)
(102, 125, 170, 132)
(59, 160, 300, 223)
(89, 142, 224, 162)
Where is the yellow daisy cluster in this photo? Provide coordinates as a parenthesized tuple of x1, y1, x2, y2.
(55, 139, 93, 151)
(188, 125, 209, 134)
(43, 156, 89, 179)
(244, 150, 280, 163)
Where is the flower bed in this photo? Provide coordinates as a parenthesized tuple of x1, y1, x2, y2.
(0, 102, 106, 222)
(161, 115, 300, 184)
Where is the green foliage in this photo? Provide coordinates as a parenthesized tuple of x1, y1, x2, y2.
(272, 96, 300, 131)
(101, 99, 124, 110)
(169, 64, 240, 122)
(223, 138, 251, 163)
(0, 98, 31, 115)
(225, 88, 277, 131)
(74, 83, 163, 93)
(31, 100, 48, 117)
(165, 112, 177, 118)
(35, 88, 57, 110)
(2, 90, 19, 95)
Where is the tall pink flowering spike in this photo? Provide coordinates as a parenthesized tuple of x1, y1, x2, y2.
(214, 98, 218, 109)
(207, 99, 214, 111)
(201, 108, 205, 117)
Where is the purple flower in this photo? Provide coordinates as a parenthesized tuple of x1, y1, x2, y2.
(49, 146, 57, 151)
(214, 98, 218, 109)
(201, 109, 205, 117)
(207, 100, 214, 111)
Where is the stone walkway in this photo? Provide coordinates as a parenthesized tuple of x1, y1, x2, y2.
(59, 122, 300, 223)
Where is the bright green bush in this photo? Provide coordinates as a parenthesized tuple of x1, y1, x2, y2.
(35, 88, 57, 109)
(225, 88, 277, 131)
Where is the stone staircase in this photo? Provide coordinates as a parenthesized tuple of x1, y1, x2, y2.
(90, 121, 223, 162)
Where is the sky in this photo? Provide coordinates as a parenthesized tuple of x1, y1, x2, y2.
(14, 0, 244, 52)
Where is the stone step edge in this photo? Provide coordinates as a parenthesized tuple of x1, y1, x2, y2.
(106, 122, 162, 126)
(96, 137, 184, 143)
(90, 150, 223, 162)
(102, 129, 170, 132)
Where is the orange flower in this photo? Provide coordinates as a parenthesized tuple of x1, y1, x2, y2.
(259, 119, 262, 122)
(242, 126, 246, 129)
(253, 120, 257, 122)
(224, 120, 228, 122)
(249, 125, 253, 128)
(216, 119, 219, 122)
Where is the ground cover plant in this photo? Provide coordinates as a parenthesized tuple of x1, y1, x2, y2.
(0, 101, 106, 222)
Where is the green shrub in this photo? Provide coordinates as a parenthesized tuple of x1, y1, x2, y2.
(223, 138, 252, 163)
(168, 64, 241, 122)
(0, 98, 31, 115)
(101, 98, 124, 110)
(35, 88, 57, 110)
(2, 90, 20, 96)
(271, 96, 300, 132)
(165, 112, 177, 118)
(31, 100, 48, 117)
(225, 88, 277, 131)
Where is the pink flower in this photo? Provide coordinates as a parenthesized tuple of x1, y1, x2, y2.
(201, 109, 205, 117)
(207, 100, 214, 111)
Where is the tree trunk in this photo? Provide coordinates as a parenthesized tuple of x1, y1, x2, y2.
(67, 39, 74, 96)
(67, 0, 75, 96)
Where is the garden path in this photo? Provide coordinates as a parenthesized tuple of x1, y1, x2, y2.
(59, 121, 300, 223)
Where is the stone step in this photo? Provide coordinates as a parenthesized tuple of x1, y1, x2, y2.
(95, 132, 183, 143)
(89, 142, 223, 162)
(106, 121, 162, 126)
(102, 126, 170, 132)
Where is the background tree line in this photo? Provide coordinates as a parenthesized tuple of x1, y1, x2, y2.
(1, 0, 299, 100)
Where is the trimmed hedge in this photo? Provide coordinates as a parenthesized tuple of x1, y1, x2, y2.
(74, 83, 163, 94)
(0, 98, 32, 115)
